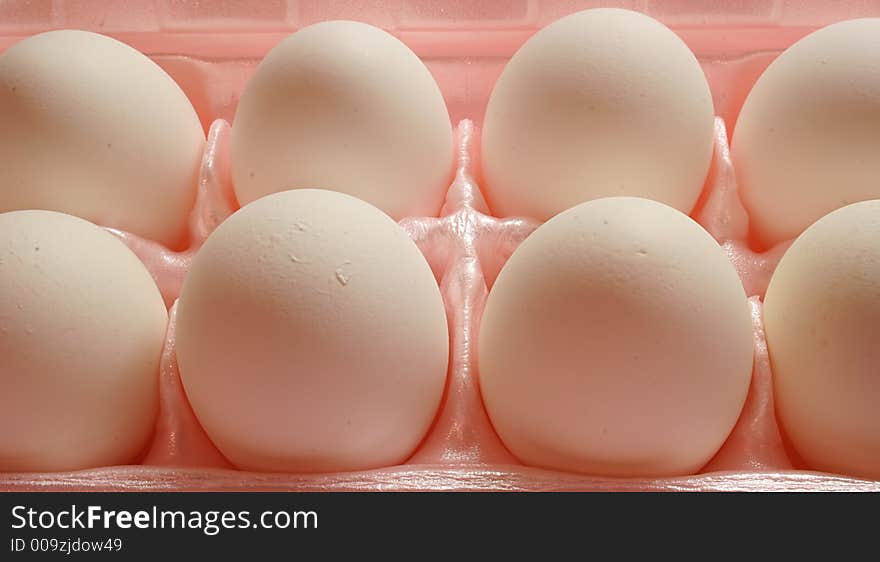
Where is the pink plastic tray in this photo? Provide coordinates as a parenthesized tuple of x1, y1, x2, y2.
(2, 0, 880, 491)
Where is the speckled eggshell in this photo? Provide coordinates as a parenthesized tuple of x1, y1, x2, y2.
(176, 189, 449, 473)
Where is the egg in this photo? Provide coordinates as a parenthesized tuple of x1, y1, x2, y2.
(0, 30, 205, 248)
(763, 200, 880, 479)
(478, 197, 753, 477)
(732, 19, 880, 248)
(176, 189, 449, 472)
(481, 9, 715, 221)
(231, 21, 454, 220)
(0, 210, 167, 472)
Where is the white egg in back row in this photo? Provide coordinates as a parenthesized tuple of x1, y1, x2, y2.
(733, 18, 880, 248)
(481, 9, 715, 221)
(232, 21, 454, 220)
(0, 30, 205, 248)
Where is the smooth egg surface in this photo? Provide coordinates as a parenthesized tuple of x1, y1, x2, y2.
(0, 30, 205, 248)
(478, 197, 753, 477)
(732, 18, 880, 248)
(481, 9, 715, 221)
(0, 210, 167, 472)
(764, 200, 880, 479)
(231, 21, 454, 220)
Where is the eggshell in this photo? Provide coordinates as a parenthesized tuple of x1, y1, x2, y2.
(478, 197, 753, 477)
(763, 200, 880, 479)
(176, 189, 449, 472)
(0, 30, 205, 248)
(481, 9, 714, 221)
(0, 210, 167, 472)
(231, 21, 454, 220)
(732, 18, 880, 248)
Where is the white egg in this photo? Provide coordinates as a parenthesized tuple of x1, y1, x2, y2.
(0, 30, 205, 248)
(176, 189, 449, 472)
(764, 200, 880, 479)
(481, 9, 715, 221)
(0, 210, 167, 472)
(231, 21, 454, 220)
(732, 18, 880, 248)
(478, 197, 753, 477)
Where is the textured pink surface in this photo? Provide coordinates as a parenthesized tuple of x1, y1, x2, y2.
(1, 3, 878, 490)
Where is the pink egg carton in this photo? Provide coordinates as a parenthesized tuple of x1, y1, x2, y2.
(2, 1, 880, 491)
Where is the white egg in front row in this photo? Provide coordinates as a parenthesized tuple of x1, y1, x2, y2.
(764, 200, 880, 479)
(176, 189, 449, 473)
(0, 210, 167, 472)
(478, 197, 754, 477)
